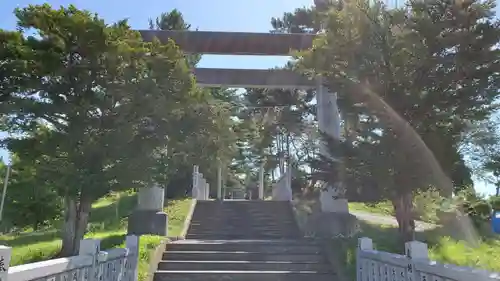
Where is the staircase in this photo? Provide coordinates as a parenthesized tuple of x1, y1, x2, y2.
(187, 200, 301, 239)
(153, 200, 336, 281)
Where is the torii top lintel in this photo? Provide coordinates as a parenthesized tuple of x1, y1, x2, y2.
(139, 30, 316, 56)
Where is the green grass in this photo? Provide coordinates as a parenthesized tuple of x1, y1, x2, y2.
(348, 201, 394, 216)
(296, 198, 500, 279)
(332, 221, 500, 281)
(0, 192, 193, 281)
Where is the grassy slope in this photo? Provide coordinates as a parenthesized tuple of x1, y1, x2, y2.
(334, 221, 500, 280)
(294, 199, 500, 278)
(0, 192, 192, 281)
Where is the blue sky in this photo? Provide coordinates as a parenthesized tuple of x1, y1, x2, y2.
(0, 0, 496, 195)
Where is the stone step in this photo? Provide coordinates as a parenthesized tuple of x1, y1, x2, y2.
(157, 260, 329, 271)
(191, 209, 293, 213)
(184, 234, 300, 240)
(189, 219, 297, 224)
(191, 210, 294, 214)
(188, 224, 297, 229)
(186, 229, 299, 236)
(162, 251, 324, 262)
(189, 218, 297, 222)
(187, 227, 299, 231)
(188, 221, 298, 226)
(194, 205, 292, 208)
(194, 207, 293, 210)
(167, 242, 319, 253)
(191, 214, 295, 218)
(190, 215, 296, 219)
(185, 233, 300, 239)
(187, 227, 298, 233)
(188, 221, 297, 225)
(190, 220, 297, 226)
(153, 271, 334, 281)
(191, 214, 296, 218)
(195, 201, 292, 204)
(188, 227, 298, 231)
(169, 239, 317, 246)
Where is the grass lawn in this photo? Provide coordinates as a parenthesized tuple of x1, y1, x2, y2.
(0, 192, 193, 281)
(349, 201, 394, 216)
(333, 221, 500, 280)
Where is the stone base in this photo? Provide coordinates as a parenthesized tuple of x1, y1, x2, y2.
(320, 190, 349, 213)
(127, 210, 168, 236)
(302, 212, 359, 238)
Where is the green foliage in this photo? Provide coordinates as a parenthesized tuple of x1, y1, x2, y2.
(271, 7, 321, 33)
(148, 9, 201, 68)
(297, 0, 500, 196)
(146, 11, 239, 198)
(0, 4, 197, 255)
(412, 189, 442, 223)
(3, 3, 195, 197)
(455, 191, 492, 223)
(438, 190, 494, 231)
(237, 81, 317, 192)
(281, 0, 500, 243)
(489, 196, 500, 211)
(2, 155, 62, 231)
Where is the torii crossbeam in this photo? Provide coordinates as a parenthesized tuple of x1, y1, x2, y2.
(138, 29, 347, 213)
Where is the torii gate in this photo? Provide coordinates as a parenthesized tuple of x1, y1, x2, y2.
(128, 29, 349, 235)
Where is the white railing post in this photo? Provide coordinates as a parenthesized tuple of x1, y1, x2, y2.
(126, 235, 139, 281)
(357, 237, 373, 281)
(405, 241, 429, 281)
(0, 245, 12, 281)
(97, 251, 108, 281)
(79, 239, 101, 281)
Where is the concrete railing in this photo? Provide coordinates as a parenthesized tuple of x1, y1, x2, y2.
(1, 235, 139, 281)
(357, 237, 500, 281)
(192, 165, 209, 200)
(272, 167, 292, 201)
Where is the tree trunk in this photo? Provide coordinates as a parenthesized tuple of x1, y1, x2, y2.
(33, 219, 41, 232)
(392, 191, 415, 248)
(60, 196, 92, 257)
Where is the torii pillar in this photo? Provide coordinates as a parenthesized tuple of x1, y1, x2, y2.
(317, 79, 349, 213)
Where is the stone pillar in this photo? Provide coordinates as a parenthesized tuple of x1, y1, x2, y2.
(205, 182, 210, 200)
(198, 174, 205, 200)
(138, 186, 164, 210)
(192, 165, 199, 199)
(217, 165, 222, 200)
(127, 185, 168, 236)
(258, 162, 264, 200)
(286, 162, 292, 195)
(316, 77, 349, 213)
